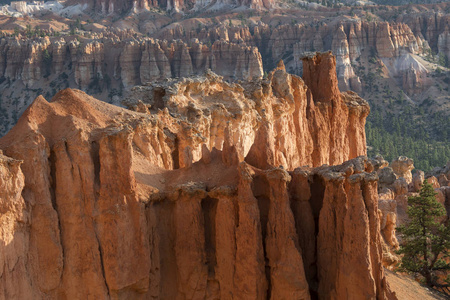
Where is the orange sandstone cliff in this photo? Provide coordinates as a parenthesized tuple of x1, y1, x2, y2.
(0, 52, 395, 299)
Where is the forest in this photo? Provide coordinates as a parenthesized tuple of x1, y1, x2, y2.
(366, 103, 450, 172)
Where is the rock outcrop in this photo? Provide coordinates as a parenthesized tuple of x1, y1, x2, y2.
(391, 156, 414, 185)
(280, 20, 425, 92)
(374, 155, 450, 268)
(0, 36, 263, 90)
(125, 52, 369, 169)
(0, 53, 395, 299)
(398, 12, 450, 61)
(1, 14, 447, 135)
(70, 0, 273, 14)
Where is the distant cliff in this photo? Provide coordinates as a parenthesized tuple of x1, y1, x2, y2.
(0, 11, 449, 135)
(66, 0, 274, 13)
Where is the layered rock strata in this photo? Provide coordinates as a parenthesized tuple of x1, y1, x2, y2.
(0, 16, 445, 135)
(0, 36, 263, 90)
(70, 0, 273, 14)
(0, 53, 395, 299)
(0, 19, 431, 93)
(157, 20, 429, 94)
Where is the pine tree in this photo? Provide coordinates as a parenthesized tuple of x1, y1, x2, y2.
(397, 181, 450, 289)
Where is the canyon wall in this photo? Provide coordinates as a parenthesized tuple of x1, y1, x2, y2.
(0, 53, 396, 299)
(0, 35, 263, 89)
(68, 0, 273, 14)
(0, 16, 441, 135)
(273, 20, 427, 94)
(0, 152, 31, 299)
(157, 19, 430, 93)
(398, 12, 450, 59)
(0, 18, 435, 94)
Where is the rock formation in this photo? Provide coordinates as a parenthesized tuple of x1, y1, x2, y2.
(0, 35, 263, 90)
(391, 156, 414, 185)
(374, 155, 450, 268)
(0, 13, 447, 135)
(125, 53, 369, 169)
(398, 12, 450, 60)
(70, 0, 273, 14)
(0, 53, 396, 299)
(159, 20, 427, 94)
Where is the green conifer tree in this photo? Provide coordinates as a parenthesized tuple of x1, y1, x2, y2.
(397, 181, 450, 289)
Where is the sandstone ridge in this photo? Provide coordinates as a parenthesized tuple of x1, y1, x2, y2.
(0, 52, 395, 299)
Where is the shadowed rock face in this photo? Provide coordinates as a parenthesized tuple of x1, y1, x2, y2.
(0, 53, 395, 299)
(69, 0, 273, 13)
(0, 37, 263, 90)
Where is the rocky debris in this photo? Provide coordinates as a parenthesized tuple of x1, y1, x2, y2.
(0, 53, 395, 299)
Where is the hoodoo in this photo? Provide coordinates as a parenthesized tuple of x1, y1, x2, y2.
(0, 53, 395, 299)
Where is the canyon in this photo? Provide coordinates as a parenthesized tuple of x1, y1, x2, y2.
(0, 52, 401, 299)
(0, 3, 449, 137)
(0, 1, 449, 298)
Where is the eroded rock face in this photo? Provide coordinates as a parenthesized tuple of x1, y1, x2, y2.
(74, 0, 273, 13)
(0, 53, 395, 299)
(0, 36, 263, 90)
(126, 52, 369, 169)
(374, 155, 450, 269)
(286, 20, 427, 93)
(0, 152, 33, 299)
(0, 15, 446, 136)
(412, 170, 425, 192)
(313, 157, 394, 300)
